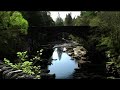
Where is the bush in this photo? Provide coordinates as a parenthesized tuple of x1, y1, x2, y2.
(3, 50, 43, 79)
(9, 11, 28, 34)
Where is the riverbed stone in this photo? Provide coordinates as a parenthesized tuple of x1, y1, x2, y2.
(73, 46, 87, 57)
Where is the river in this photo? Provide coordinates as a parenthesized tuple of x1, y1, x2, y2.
(48, 46, 78, 79)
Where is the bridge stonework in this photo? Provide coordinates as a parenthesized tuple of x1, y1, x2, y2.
(28, 26, 91, 39)
(28, 26, 96, 53)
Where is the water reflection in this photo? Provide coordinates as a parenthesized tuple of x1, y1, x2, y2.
(48, 47, 78, 79)
(56, 47, 63, 60)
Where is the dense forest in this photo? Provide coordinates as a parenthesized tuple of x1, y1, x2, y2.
(0, 11, 120, 79)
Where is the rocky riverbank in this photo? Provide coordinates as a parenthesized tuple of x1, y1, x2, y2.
(66, 46, 88, 60)
(66, 45, 106, 79)
(39, 59, 55, 79)
(106, 62, 120, 79)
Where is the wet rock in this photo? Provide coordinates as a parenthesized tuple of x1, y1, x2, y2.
(70, 57, 74, 60)
(81, 57, 87, 61)
(74, 77, 82, 79)
(41, 69, 50, 73)
(73, 72, 89, 79)
(47, 62, 52, 65)
(3, 69, 14, 75)
(16, 75, 26, 79)
(0, 65, 5, 68)
(14, 72, 35, 79)
(106, 62, 120, 78)
(22, 75, 35, 79)
(66, 45, 88, 62)
(79, 60, 91, 64)
(91, 75, 106, 79)
(74, 68, 81, 73)
(15, 74, 34, 79)
(5, 70, 23, 79)
(68, 53, 73, 56)
(40, 73, 55, 79)
(63, 47, 67, 52)
(0, 65, 8, 69)
(73, 46, 87, 58)
(3, 69, 14, 78)
(10, 72, 25, 79)
(73, 73, 81, 77)
(0, 66, 12, 72)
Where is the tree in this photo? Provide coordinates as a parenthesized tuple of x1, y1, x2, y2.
(75, 16, 89, 26)
(9, 11, 28, 34)
(85, 11, 120, 65)
(97, 12, 120, 54)
(55, 13, 64, 26)
(74, 11, 97, 26)
(64, 13, 73, 26)
(0, 11, 28, 34)
(0, 11, 29, 60)
(21, 11, 55, 27)
(0, 11, 12, 30)
(72, 17, 76, 26)
(40, 11, 55, 26)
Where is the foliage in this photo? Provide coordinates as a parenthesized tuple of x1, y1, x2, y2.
(73, 11, 120, 65)
(55, 13, 64, 26)
(9, 11, 28, 34)
(64, 13, 73, 26)
(68, 34, 81, 43)
(94, 12, 120, 65)
(2, 11, 120, 78)
(89, 16, 101, 26)
(4, 50, 43, 78)
(21, 11, 55, 27)
(0, 11, 28, 34)
(0, 11, 29, 60)
(100, 37, 112, 48)
(4, 58, 15, 67)
(0, 11, 12, 30)
(17, 51, 28, 61)
(30, 49, 43, 65)
(73, 11, 97, 26)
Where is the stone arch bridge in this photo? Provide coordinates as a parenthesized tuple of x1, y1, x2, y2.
(28, 26, 92, 40)
(28, 26, 95, 48)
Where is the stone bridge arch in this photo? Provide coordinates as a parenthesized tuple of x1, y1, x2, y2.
(28, 26, 94, 54)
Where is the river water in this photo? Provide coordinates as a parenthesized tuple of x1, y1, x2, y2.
(48, 47, 78, 79)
